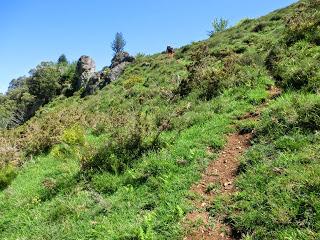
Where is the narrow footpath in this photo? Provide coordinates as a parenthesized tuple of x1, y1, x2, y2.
(184, 87, 281, 240)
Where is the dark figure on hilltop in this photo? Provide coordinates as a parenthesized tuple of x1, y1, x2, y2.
(166, 46, 175, 56)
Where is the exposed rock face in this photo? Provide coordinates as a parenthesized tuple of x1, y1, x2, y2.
(74, 56, 96, 91)
(110, 52, 135, 68)
(82, 71, 110, 97)
(80, 52, 135, 97)
(107, 52, 135, 82)
(108, 62, 129, 82)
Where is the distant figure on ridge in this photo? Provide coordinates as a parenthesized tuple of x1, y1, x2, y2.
(166, 46, 175, 57)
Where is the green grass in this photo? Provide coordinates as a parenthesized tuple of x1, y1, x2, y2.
(1, 0, 320, 239)
(0, 91, 256, 239)
(210, 93, 320, 240)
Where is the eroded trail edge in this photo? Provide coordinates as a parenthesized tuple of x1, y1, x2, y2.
(184, 87, 281, 240)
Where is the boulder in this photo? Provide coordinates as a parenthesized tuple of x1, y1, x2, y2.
(110, 52, 135, 68)
(82, 71, 111, 97)
(109, 62, 129, 82)
(82, 72, 102, 96)
(74, 56, 96, 91)
(80, 52, 134, 97)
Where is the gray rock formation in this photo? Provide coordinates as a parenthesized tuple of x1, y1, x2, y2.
(108, 62, 129, 82)
(107, 52, 135, 82)
(110, 52, 135, 68)
(82, 71, 110, 97)
(80, 52, 135, 97)
(74, 56, 96, 91)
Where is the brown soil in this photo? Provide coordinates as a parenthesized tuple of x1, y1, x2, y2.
(184, 87, 281, 240)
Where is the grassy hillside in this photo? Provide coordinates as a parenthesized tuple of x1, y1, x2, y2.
(0, 0, 319, 239)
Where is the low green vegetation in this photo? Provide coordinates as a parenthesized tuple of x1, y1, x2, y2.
(0, 0, 319, 239)
(208, 1, 320, 239)
(0, 90, 258, 239)
(212, 93, 320, 239)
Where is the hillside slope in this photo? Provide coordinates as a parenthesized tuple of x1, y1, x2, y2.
(0, 0, 319, 239)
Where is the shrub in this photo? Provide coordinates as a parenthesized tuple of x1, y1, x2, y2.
(123, 75, 144, 89)
(270, 14, 282, 21)
(266, 40, 320, 92)
(0, 165, 17, 190)
(252, 22, 267, 33)
(61, 125, 85, 146)
(81, 112, 162, 174)
(0, 135, 21, 167)
(81, 126, 144, 174)
(284, 1, 320, 45)
(236, 18, 253, 28)
(91, 173, 121, 194)
(176, 44, 224, 100)
(297, 100, 320, 131)
(17, 105, 86, 156)
(257, 93, 320, 138)
(50, 144, 73, 159)
(277, 41, 320, 91)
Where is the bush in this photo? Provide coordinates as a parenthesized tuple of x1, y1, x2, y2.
(81, 126, 144, 174)
(277, 41, 320, 91)
(257, 93, 320, 138)
(177, 43, 271, 100)
(252, 22, 267, 33)
(123, 75, 144, 89)
(50, 144, 73, 159)
(284, 1, 320, 45)
(0, 165, 17, 190)
(176, 44, 224, 100)
(81, 113, 162, 174)
(91, 173, 121, 194)
(266, 40, 320, 92)
(17, 105, 86, 156)
(0, 135, 21, 167)
(61, 125, 85, 146)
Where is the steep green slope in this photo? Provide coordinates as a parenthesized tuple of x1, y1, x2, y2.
(217, 94, 320, 239)
(0, 0, 319, 239)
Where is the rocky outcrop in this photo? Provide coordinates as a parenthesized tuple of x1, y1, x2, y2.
(110, 52, 135, 68)
(108, 62, 128, 82)
(81, 52, 135, 97)
(108, 52, 135, 82)
(74, 56, 96, 91)
(82, 71, 110, 97)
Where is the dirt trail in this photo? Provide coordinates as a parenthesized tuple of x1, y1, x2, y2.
(184, 87, 281, 240)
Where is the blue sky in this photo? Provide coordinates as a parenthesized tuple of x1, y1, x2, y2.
(0, 0, 297, 93)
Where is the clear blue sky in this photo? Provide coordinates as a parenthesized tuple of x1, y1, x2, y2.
(0, 0, 297, 93)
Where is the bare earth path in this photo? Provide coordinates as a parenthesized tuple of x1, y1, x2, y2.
(184, 87, 281, 240)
